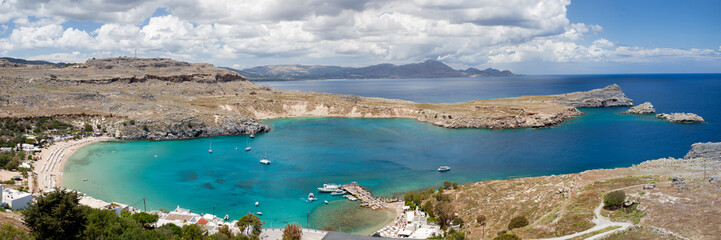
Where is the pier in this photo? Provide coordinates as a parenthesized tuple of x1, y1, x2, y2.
(341, 182, 401, 210)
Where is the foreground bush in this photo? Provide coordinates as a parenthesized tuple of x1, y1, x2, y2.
(507, 216, 529, 230)
(282, 223, 303, 240)
(494, 233, 522, 240)
(604, 190, 626, 208)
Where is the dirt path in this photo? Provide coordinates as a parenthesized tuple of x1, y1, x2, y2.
(530, 185, 643, 240)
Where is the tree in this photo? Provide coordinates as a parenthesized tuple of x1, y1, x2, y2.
(83, 207, 142, 239)
(422, 201, 435, 218)
(23, 189, 87, 240)
(237, 213, 264, 238)
(83, 123, 93, 132)
(507, 216, 528, 230)
(0, 223, 30, 240)
(435, 201, 455, 228)
(182, 224, 207, 240)
(603, 190, 626, 209)
(216, 224, 234, 239)
(452, 218, 464, 228)
(452, 182, 459, 189)
(443, 181, 453, 190)
(282, 223, 303, 240)
(493, 233, 521, 240)
(477, 215, 487, 239)
(131, 212, 159, 229)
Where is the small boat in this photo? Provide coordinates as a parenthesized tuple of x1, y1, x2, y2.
(83, 178, 88, 181)
(317, 183, 341, 192)
(330, 190, 347, 196)
(255, 202, 259, 206)
(235, 147, 238, 150)
(250, 133, 255, 138)
(308, 193, 316, 201)
(259, 146, 270, 164)
(324, 200, 329, 204)
(154, 155, 158, 158)
(344, 195, 358, 201)
(437, 166, 451, 172)
(245, 146, 252, 151)
(224, 214, 229, 221)
(245, 139, 251, 151)
(256, 212, 262, 215)
(208, 141, 213, 153)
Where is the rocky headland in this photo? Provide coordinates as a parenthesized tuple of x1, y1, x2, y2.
(1, 57, 635, 140)
(655, 113, 705, 123)
(553, 84, 633, 108)
(624, 102, 656, 114)
(684, 142, 721, 160)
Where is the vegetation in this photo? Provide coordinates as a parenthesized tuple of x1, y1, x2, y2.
(603, 190, 626, 209)
(237, 213, 264, 238)
(0, 223, 30, 240)
(507, 216, 529, 230)
(608, 203, 645, 224)
(21, 188, 263, 240)
(494, 233, 522, 240)
(282, 223, 302, 240)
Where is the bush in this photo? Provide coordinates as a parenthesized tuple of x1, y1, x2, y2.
(604, 190, 626, 208)
(282, 223, 303, 240)
(507, 216, 529, 230)
(494, 233, 522, 240)
(452, 182, 459, 189)
(452, 218, 464, 227)
(443, 181, 452, 189)
(476, 215, 487, 225)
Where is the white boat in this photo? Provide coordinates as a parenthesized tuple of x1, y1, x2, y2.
(344, 195, 358, 201)
(245, 146, 251, 151)
(250, 133, 255, 138)
(308, 193, 316, 201)
(224, 214, 229, 220)
(437, 166, 451, 172)
(259, 146, 271, 164)
(317, 183, 341, 192)
(208, 141, 213, 153)
(330, 190, 347, 196)
(245, 138, 251, 151)
(324, 200, 329, 204)
(255, 202, 259, 206)
(256, 212, 262, 215)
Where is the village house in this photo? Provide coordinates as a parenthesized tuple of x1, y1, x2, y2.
(2, 187, 33, 210)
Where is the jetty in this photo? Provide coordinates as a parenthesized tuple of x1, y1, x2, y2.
(341, 182, 401, 210)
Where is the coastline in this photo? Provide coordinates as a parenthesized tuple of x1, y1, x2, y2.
(33, 136, 112, 193)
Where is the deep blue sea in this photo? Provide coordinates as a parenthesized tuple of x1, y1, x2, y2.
(64, 74, 721, 233)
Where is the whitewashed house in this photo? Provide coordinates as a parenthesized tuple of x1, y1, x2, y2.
(2, 188, 33, 210)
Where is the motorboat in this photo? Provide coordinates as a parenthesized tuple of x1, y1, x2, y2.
(330, 190, 347, 196)
(308, 193, 316, 201)
(317, 183, 341, 192)
(344, 195, 358, 201)
(324, 200, 329, 204)
(245, 146, 252, 151)
(256, 212, 262, 215)
(437, 166, 451, 172)
(255, 202, 259, 206)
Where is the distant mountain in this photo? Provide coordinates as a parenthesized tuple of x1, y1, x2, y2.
(227, 60, 514, 81)
(0, 57, 64, 66)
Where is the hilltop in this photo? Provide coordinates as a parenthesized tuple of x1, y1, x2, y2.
(2, 57, 626, 140)
(230, 59, 514, 81)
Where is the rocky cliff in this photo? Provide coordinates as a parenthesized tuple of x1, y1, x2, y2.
(684, 142, 721, 160)
(553, 84, 633, 107)
(656, 113, 705, 123)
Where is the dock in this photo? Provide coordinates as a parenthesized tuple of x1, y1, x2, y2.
(341, 182, 401, 210)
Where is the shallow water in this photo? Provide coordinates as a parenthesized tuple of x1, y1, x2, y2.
(65, 74, 721, 233)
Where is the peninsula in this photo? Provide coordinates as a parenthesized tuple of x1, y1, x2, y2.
(1, 57, 630, 141)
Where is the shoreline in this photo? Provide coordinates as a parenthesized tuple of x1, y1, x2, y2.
(33, 136, 112, 193)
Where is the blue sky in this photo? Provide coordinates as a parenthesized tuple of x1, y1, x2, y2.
(0, 0, 719, 74)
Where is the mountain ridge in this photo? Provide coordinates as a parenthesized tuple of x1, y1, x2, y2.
(228, 59, 514, 80)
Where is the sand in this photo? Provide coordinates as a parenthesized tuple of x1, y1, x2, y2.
(32, 136, 111, 193)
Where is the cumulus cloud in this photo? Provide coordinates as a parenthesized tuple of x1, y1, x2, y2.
(0, 0, 718, 72)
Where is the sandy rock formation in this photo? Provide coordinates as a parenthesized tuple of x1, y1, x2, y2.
(624, 102, 656, 114)
(553, 84, 633, 107)
(655, 113, 705, 123)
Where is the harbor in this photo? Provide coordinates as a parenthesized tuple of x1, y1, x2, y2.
(339, 182, 401, 210)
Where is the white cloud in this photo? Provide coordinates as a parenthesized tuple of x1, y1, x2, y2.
(0, 0, 718, 73)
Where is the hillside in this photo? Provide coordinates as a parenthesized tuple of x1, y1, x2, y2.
(1, 57, 627, 140)
(231, 60, 514, 81)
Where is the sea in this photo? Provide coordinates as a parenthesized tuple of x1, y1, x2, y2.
(64, 74, 721, 233)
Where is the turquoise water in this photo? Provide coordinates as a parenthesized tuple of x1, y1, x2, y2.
(65, 74, 721, 232)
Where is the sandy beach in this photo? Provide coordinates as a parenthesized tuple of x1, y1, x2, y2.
(32, 136, 112, 193)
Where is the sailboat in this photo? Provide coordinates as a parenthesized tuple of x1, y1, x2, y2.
(259, 146, 271, 165)
(245, 138, 251, 151)
(208, 141, 213, 153)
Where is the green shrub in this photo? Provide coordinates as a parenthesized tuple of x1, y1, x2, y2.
(443, 181, 452, 189)
(452, 217, 464, 227)
(603, 190, 626, 208)
(508, 216, 529, 230)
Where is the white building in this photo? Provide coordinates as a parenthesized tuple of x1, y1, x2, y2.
(2, 188, 33, 210)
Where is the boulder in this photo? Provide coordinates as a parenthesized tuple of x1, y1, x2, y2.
(655, 113, 705, 123)
(624, 102, 656, 114)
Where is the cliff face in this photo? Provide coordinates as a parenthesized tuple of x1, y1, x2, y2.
(553, 84, 633, 107)
(685, 142, 721, 160)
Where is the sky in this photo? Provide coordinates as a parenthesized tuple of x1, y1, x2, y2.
(0, 0, 719, 74)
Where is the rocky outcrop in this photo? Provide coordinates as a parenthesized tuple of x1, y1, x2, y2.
(655, 113, 705, 123)
(684, 142, 721, 160)
(118, 115, 269, 140)
(624, 102, 656, 114)
(553, 84, 633, 108)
